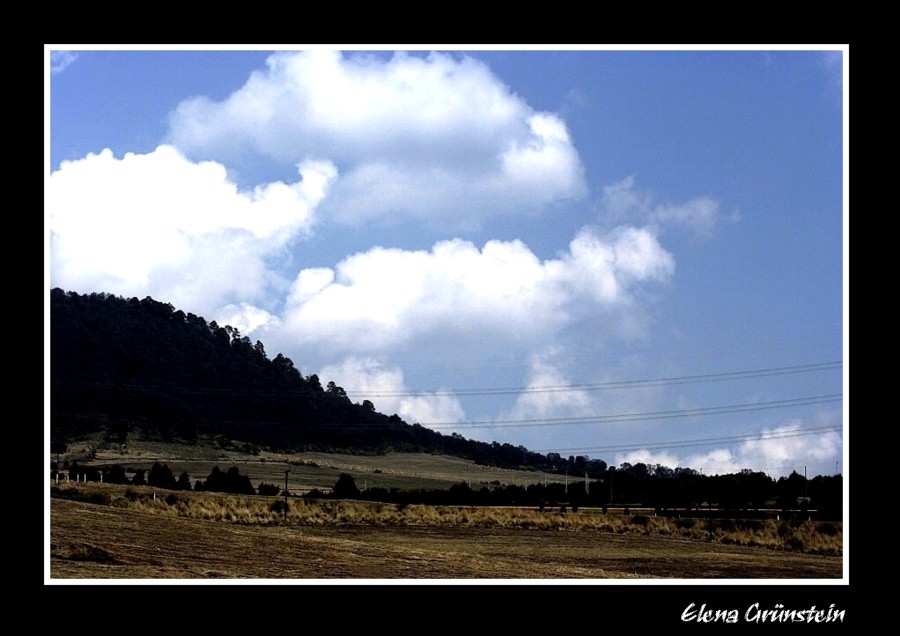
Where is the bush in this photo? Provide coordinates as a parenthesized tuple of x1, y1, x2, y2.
(164, 493, 187, 506)
(708, 518, 734, 532)
(818, 522, 839, 536)
(786, 537, 805, 551)
(270, 500, 289, 514)
(741, 519, 764, 532)
(50, 486, 111, 505)
(258, 482, 281, 496)
(631, 514, 650, 527)
(333, 473, 360, 499)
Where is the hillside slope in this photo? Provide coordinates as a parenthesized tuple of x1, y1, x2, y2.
(49, 288, 546, 468)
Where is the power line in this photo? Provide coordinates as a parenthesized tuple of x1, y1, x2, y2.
(534, 424, 842, 455)
(422, 393, 843, 429)
(54, 360, 842, 401)
(349, 360, 842, 398)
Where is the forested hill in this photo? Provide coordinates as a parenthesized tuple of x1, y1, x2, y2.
(49, 288, 555, 468)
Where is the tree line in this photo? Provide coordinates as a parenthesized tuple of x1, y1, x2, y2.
(58, 462, 280, 496)
(54, 461, 841, 520)
(319, 471, 842, 520)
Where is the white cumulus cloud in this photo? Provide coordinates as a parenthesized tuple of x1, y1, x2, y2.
(318, 357, 466, 428)
(275, 226, 674, 356)
(614, 412, 843, 478)
(166, 50, 587, 229)
(48, 145, 335, 314)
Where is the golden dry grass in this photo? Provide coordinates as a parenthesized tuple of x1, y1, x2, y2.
(49, 492, 844, 580)
(49, 481, 843, 581)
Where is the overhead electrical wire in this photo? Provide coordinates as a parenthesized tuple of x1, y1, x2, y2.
(533, 424, 842, 455)
(55, 360, 842, 401)
(421, 393, 843, 429)
(349, 360, 842, 398)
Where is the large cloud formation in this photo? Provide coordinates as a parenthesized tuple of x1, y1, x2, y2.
(48, 145, 335, 312)
(166, 50, 587, 228)
(271, 226, 675, 355)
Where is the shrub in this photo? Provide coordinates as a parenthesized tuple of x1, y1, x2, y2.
(66, 543, 119, 563)
(631, 514, 650, 527)
(51, 486, 111, 505)
(333, 473, 360, 499)
(270, 499, 289, 514)
(258, 482, 281, 496)
(818, 522, 839, 536)
(164, 493, 187, 506)
(741, 519, 764, 532)
(708, 518, 734, 532)
(786, 537, 805, 551)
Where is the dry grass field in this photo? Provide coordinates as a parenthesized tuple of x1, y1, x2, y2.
(78, 438, 567, 493)
(49, 439, 845, 581)
(48, 483, 843, 580)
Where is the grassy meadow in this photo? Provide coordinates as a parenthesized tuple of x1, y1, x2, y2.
(49, 438, 844, 580)
(65, 436, 570, 493)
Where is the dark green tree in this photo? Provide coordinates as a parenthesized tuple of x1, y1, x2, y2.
(102, 464, 128, 484)
(333, 473, 360, 499)
(176, 471, 192, 491)
(148, 462, 178, 489)
(202, 465, 256, 495)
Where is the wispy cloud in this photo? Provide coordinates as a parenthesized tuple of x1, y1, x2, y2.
(599, 175, 723, 240)
(50, 51, 78, 74)
(820, 50, 844, 92)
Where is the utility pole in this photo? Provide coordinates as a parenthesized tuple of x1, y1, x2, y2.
(283, 469, 291, 521)
(565, 470, 568, 495)
(585, 472, 589, 496)
(804, 465, 808, 498)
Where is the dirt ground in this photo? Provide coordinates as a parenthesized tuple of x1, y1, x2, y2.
(48, 498, 842, 580)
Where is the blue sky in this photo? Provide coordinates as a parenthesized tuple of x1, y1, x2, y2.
(46, 46, 846, 478)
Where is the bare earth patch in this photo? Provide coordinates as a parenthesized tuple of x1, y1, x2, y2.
(49, 498, 841, 580)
